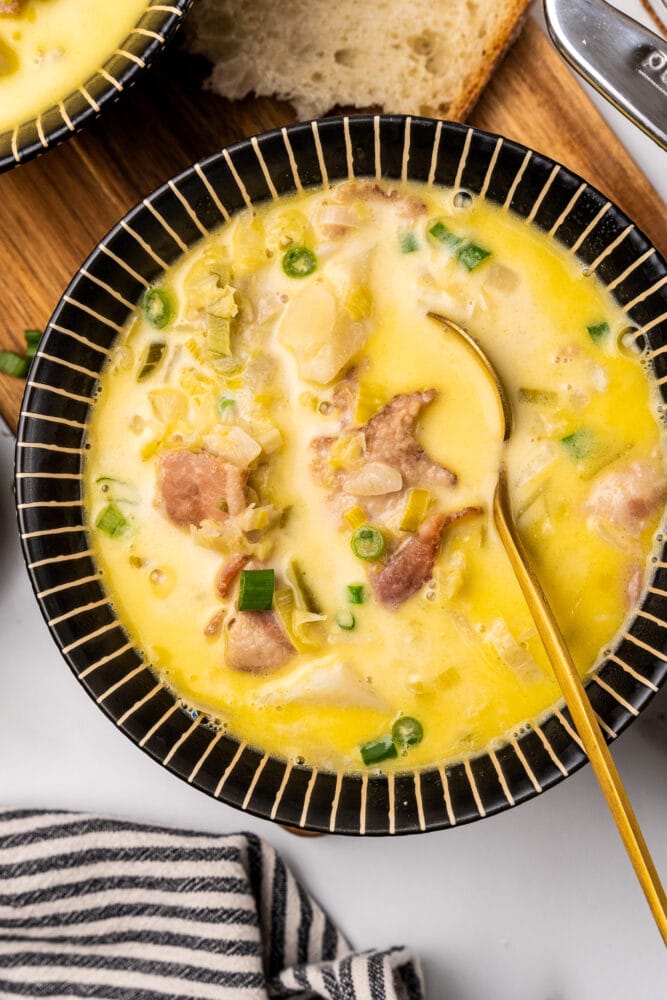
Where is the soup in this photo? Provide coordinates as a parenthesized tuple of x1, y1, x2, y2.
(85, 178, 665, 773)
(0, 0, 147, 134)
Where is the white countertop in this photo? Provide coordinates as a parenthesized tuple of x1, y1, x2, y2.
(1, 4, 666, 997)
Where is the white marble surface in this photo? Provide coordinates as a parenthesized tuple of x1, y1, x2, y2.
(1, 3, 667, 997)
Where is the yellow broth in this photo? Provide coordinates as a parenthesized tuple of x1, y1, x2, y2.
(0, 0, 147, 133)
(85, 180, 665, 773)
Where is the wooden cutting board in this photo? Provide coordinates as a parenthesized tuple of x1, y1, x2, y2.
(0, 16, 664, 434)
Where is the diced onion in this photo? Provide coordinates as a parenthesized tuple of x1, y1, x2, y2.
(484, 619, 544, 683)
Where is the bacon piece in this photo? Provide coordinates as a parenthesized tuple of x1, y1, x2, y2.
(0, 1, 22, 14)
(584, 460, 666, 538)
(311, 390, 455, 497)
(158, 450, 247, 528)
(216, 554, 251, 598)
(204, 609, 225, 637)
(225, 611, 294, 674)
(364, 391, 456, 488)
(370, 508, 480, 609)
(337, 180, 427, 220)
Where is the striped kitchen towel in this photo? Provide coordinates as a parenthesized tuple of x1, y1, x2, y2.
(0, 809, 425, 999)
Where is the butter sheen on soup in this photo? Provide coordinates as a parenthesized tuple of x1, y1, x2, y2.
(85, 179, 666, 773)
(0, 0, 147, 133)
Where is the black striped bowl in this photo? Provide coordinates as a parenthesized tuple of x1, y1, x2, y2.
(15, 116, 667, 835)
(0, 0, 192, 174)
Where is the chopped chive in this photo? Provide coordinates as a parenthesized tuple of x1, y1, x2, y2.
(96, 502, 130, 537)
(361, 734, 397, 766)
(561, 428, 594, 460)
(336, 609, 356, 631)
(346, 584, 365, 605)
(143, 288, 173, 329)
(24, 329, 42, 358)
(457, 242, 491, 271)
(392, 716, 424, 748)
(400, 232, 419, 254)
(351, 525, 386, 562)
(428, 221, 464, 250)
(282, 245, 317, 278)
(218, 396, 235, 414)
(587, 320, 610, 343)
(428, 221, 491, 270)
(137, 341, 166, 381)
(238, 568, 275, 611)
(0, 350, 29, 378)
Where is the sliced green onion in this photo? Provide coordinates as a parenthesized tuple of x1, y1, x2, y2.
(238, 568, 275, 611)
(336, 609, 356, 631)
(360, 734, 397, 766)
(346, 583, 365, 605)
(218, 396, 235, 414)
(518, 388, 558, 405)
(137, 341, 166, 381)
(24, 329, 42, 358)
(457, 242, 491, 271)
(282, 245, 317, 278)
(351, 525, 386, 562)
(96, 502, 130, 537)
(428, 221, 491, 270)
(428, 221, 463, 250)
(143, 288, 173, 329)
(0, 350, 29, 378)
(587, 320, 610, 343)
(561, 428, 594, 460)
(400, 232, 419, 254)
(392, 716, 424, 748)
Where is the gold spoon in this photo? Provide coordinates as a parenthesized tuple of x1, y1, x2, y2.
(428, 311, 667, 945)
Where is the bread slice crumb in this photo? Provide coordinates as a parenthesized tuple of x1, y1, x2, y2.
(187, 0, 531, 120)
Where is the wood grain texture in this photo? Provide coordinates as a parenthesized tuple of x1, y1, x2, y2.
(0, 17, 664, 434)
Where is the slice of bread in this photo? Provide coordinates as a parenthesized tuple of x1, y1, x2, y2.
(187, 0, 531, 120)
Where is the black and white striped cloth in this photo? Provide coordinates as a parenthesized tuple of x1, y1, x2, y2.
(0, 809, 425, 999)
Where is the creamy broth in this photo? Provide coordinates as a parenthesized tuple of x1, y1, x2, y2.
(0, 0, 147, 133)
(85, 179, 665, 772)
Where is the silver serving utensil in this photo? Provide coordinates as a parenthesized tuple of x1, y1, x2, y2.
(544, 0, 667, 150)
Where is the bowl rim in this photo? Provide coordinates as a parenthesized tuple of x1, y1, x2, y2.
(14, 113, 667, 835)
(0, 0, 193, 174)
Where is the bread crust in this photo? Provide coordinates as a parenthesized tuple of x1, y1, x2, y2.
(451, 0, 531, 120)
(188, 0, 533, 121)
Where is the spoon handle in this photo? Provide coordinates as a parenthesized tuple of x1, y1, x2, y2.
(494, 465, 667, 945)
(543, 0, 667, 150)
